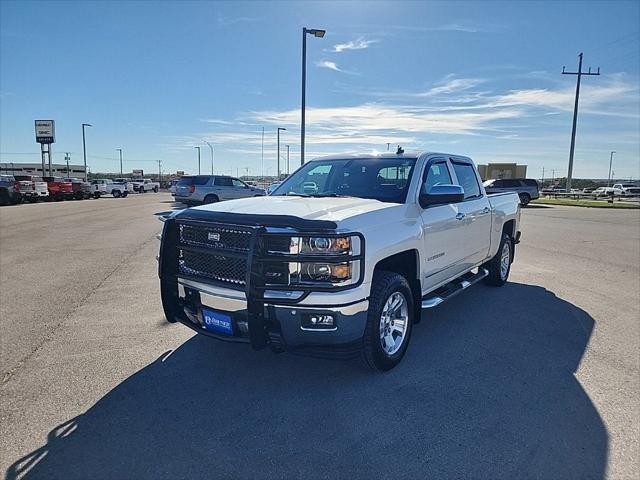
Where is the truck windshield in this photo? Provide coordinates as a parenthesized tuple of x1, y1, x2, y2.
(272, 157, 417, 203)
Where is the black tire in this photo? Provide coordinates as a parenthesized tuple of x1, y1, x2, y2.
(362, 271, 414, 372)
(122, 191, 129, 198)
(519, 193, 530, 207)
(153, 186, 159, 193)
(203, 194, 219, 204)
(94, 192, 101, 199)
(484, 233, 513, 287)
(0, 190, 9, 206)
(112, 189, 121, 198)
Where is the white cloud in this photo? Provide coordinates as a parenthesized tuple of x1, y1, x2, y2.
(315, 60, 358, 75)
(216, 14, 260, 27)
(330, 37, 379, 53)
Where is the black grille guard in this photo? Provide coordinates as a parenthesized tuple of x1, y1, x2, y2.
(159, 210, 365, 350)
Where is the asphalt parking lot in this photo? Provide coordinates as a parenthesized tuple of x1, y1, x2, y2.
(0, 194, 638, 479)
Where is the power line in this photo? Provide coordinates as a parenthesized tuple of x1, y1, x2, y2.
(561, 52, 600, 192)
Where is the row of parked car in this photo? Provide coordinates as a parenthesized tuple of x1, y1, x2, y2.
(0, 174, 160, 206)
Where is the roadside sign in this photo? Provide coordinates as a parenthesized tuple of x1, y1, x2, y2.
(35, 120, 55, 144)
(132, 169, 143, 176)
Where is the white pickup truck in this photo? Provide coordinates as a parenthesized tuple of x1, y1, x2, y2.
(90, 179, 132, 198)
(132, 178, 160, 193)
(158, 151, 521, 371)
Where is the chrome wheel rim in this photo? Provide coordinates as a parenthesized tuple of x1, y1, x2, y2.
(500, 242, 510, 280)
(379, 292, 409, 356)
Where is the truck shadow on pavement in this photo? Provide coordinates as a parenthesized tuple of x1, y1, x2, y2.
(7, 282, 607, 480)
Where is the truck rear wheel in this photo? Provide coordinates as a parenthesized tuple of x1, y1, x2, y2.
(518, 193, 530, 206)
(362, 271, 414, 372)
(94, 192, 101, 199)
(153, 186, 159, 193)
(112, 190, 121, 198)
(484, 233, 513, 287)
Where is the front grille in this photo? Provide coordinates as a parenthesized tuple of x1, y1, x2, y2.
(177, 221, 253, 287)
(179, 250, 247, 285)
(179, 223, 252, 252)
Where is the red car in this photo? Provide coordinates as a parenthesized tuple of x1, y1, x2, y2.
(42, 177, 74, 201)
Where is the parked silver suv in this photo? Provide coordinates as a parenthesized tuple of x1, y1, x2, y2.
(175, 175, 266, 205)
(483, 178, 539, 206)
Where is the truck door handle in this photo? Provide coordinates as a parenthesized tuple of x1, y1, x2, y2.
(456, 212, 466, 220)
(481, 207, 491, 214)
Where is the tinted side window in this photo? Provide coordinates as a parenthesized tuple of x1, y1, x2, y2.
(502, 179, 521, 188)
(231, 179, 246, 188)
(522, 179, 539, 187)
(424, 162, 452, 193)
(491, 180, 504, 188)
(214, 177, 233, 187)
(452, 162, 481, 199)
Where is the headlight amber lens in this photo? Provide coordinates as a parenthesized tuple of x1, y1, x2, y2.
(300, 236, 352, 254)
(299, 262, 352, 282)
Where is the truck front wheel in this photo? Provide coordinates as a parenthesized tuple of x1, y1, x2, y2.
(484, 233, 513, 286)
(362, 271, 414, 372)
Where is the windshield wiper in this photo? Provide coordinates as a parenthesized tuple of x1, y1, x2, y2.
(308, 193, 350, 198)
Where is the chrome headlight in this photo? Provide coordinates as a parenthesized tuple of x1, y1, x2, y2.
(290, 235, 360, 256)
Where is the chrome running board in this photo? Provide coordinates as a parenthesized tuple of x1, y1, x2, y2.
(421, 268, 488, 309)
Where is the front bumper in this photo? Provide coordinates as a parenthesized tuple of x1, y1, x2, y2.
(159, 213, 369, 356)
(174, 277, 369, 354)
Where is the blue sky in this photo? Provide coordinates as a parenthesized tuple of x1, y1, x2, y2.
(1, 0, 639, 179)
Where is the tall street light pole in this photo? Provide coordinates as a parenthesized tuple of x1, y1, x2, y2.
(277, 127, 286, 178)
(301, 27, 326, 167)
(116, 148, 123, 175)
(82, 123, 92, 181)
(204, 141, 214, 175)
(286, 145, 290, 175)
(194, 146, 201, 175)
(608, 151, 616, 187)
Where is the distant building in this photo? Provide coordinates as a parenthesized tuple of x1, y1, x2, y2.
(477, 163, 527, 181)
(0, 162, 87, 178)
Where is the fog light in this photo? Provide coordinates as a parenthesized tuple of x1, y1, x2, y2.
(301, 313, 336, 330)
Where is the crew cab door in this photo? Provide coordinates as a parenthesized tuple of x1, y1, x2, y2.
(213, 176, 234, 200)
(419, 157, 467, 289)
(449, 158, 492, 270)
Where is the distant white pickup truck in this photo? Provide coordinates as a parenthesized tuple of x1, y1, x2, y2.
(158, 150, 521, 371)
(133, 178, 160, 193)
(90, 179, 132, 198)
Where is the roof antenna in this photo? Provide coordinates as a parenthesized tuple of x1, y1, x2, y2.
(396, 145, 404, 155)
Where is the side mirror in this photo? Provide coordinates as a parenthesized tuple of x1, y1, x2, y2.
(419, 184, 465, 207)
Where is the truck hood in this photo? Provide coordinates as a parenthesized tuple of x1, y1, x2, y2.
(191, 195, 398, 223)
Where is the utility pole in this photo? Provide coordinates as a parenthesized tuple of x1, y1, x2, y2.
(116, 148, 123, 175)
(286, 145, 290, 175)
(277, 127, 286, 178)
(65, 153, 71, 176)
(157, 159, 162, 184)
(552, 169, 556, 185)
(204, 141, 214, 175)
(562, 53, 600, 192)
(194, 146, 201, 175)
(386, 143, 390, 151)
(608, 151, 616, 187)
(541, 167, 545, 187)
(261, 127, 265, 181)
(81, 123, 92, 181)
